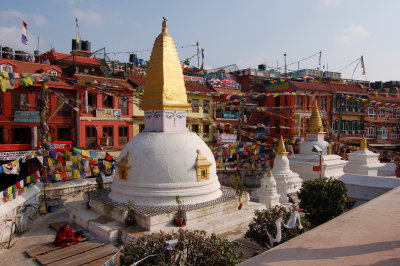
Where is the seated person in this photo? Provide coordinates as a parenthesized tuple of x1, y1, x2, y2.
(54, 224, 81, 247)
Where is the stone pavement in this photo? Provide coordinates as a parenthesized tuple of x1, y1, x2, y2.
(240, 186, 400, 266)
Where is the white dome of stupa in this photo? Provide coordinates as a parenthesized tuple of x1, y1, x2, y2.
(109, 20, 222, 206)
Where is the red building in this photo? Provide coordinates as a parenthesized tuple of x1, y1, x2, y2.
(0, 58, 77, 151)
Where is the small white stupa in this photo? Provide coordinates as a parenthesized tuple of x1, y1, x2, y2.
(344, 136, 385, 176)
(272, 136, 303, 203)
(109, 20, 222, 206)
(289, 101, 347, 180)
(258, 170, 280, 209)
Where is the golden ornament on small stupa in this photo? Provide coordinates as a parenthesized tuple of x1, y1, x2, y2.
(267, 170, 273, 177)
(359, 135, 368, 151)
(276, 135, 289, 156)
(307, 101, 325, 134)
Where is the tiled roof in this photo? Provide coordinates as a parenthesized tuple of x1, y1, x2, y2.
(0, 59, 60, 74)
(185, 82, 213, 93)
(368, 95, 400, 103)
(74, 74, 133, 89)
(211, 86, 241, 94)
(291, 81, 366, 94)
(54, 51, 101, 66)
(128, 75, 146, 88)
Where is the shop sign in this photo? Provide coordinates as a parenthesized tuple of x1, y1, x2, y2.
(96, 108, 121, 118)
(218, 133, 237, 143)
(14, 111, 40, 123)
(0, 144, 30, 151)
(0, 150, 32, 160)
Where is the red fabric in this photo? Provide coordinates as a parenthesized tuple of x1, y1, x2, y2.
(54, 225, 79, 247)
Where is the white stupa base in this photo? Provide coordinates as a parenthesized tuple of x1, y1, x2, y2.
(289, 154, 347, 181)
(377, 163, 396, 176)
(109, 131, 222, 206)
(344, 151, 386, 176)
(259, 194, 280, 209)
(273, 173, 303, 203)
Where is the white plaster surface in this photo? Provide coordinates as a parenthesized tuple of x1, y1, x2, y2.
(289, 154, 347, 180)
(110, 131, 222, 206)
(377, 163, 396, 176)
(344, 150, 385, 176)
(272, 155, 303, 203)
(257, 173, 281, 208)
(339, 174, 400, 201)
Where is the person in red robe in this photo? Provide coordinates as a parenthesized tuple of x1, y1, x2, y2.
(54, 224, 80, 247)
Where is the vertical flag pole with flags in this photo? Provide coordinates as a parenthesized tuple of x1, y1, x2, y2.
(361, 55, 366, 75)
(21, 21, 28, 45)
(201, 48, 204, 70)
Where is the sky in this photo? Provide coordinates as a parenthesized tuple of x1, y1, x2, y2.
(0, 0, 399, 82)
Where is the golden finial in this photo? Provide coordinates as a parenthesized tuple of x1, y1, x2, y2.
(359, 135, 368, 151)
(267, 170, 273, 177)
(276, 136, 289, 156)
(141, 19, 190, 111)
(307, 101, 325, 134)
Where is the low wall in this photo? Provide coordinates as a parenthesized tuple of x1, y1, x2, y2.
(339, 174, 400, 202)
(217, 170, 266, 188)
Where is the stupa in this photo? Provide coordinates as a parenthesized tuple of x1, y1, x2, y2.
(272, 136, 303, 203)
(71, 20, 264, 235)
(343, 136, 385, 176)
(109, 19, 221, 206)
(258, 170, 280, 209)
(289, 101, 347, 180)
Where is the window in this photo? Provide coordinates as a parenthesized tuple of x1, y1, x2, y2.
(296, 95, 303, 110)
(391, 126, 399, 139)
(203, 124, 210, 138)
(192, 124, 200, 133)
(367, 106, 376, 118)
(216, 102, 223, 118)
(285, 119, 288, 134)
(284, 95, 288, 106)
(306, 96, 310, 109)
(366, 126, 376, 138)
(274, 96, 280, 107)
(57, 127, 71, 141)
(0, 64, 13, 72)
(378, 107, 386, 118)
(86, 126, 97, 147)
(377, 126, 388, 139)
(203, 100, 210, 114)
(47, 70, 58, 77)
(35, 94, 41, 110)
(320, 97, 327, 111)
(119, 126, 128, 145)
(103, 126, 113, 138)
(12, 127, 31, 144)
(392, 108, 400, 119)
(139, 124, 145, 133)
(191, 99, 199, 113)
(12, 93, 28, 113)
(119, 97, 128, 116)
(103, 94, 113, 108)
(87, 93, 97, 113)
(275, 120, 280, 134)
(58, 96, 71, 117)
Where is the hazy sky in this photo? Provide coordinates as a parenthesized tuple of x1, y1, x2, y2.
(0, 0, 399, 82)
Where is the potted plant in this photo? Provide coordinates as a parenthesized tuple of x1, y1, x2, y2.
(174, 195, 185, 227)
(394, 155, 400, 178)
(124, 200, 136, 226)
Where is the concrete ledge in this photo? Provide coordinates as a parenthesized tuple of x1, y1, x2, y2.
(240, 186, 400, 266)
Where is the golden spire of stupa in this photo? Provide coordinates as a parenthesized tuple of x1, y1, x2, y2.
(307, 101, 325, 134)
(276, 136, 289, 156)
(359, 135, 368, 151)
(141, 20, 190, 111)
(267, 170, 273, 177)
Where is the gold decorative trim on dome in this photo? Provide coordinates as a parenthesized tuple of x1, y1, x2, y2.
(267, 170, 273, 178)
(141, 20, 190, 111)
(307, 101, 325, 134)
(276, 136, 289, 156)
(359, 135, 368, 151)
(195, 149, 212, 182)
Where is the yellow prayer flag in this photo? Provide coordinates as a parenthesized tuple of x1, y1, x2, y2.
(7, 186, 12, 195)
(73, 169, 80, 179)
(82, 150, 90, 157)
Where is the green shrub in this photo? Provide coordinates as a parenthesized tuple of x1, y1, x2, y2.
(245, 206, 310, 248)
(119, 229, 242, 266)
(298, 177, 355, 226)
